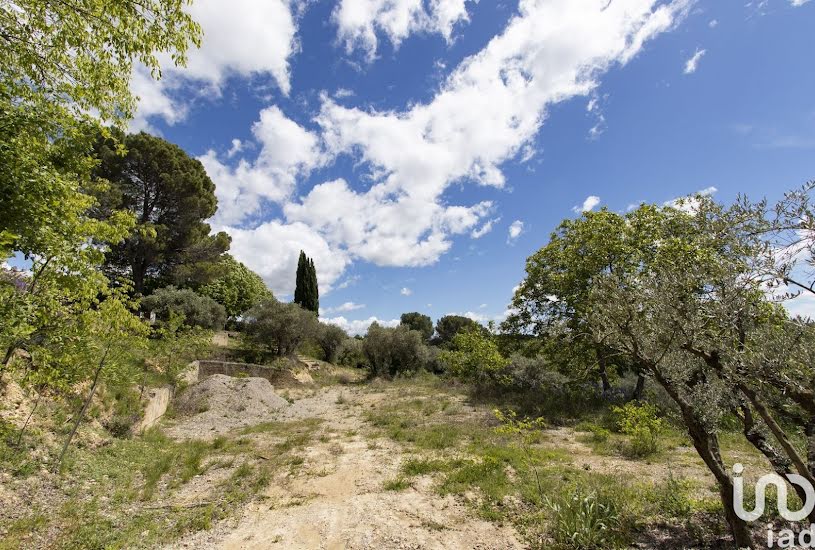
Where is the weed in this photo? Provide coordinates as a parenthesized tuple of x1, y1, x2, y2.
(383, 477, 412, 491)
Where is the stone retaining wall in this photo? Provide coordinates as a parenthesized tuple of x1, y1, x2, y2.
(196, 360, 280, 383)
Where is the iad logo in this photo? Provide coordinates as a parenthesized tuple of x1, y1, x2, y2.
(733, 463, 815, 522)
(733, 463, 815, 548)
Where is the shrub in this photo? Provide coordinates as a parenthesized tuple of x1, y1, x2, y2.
(505, 353, 570, 393)
(316, 323, 348, 363)
(336, 338, 368, 369)
(142, 286, 226, 330)
(439, 329, 509, 385)
(363, 323, 428, 377)
(243, 299, 319, 358)
(612, 402, 665, 458)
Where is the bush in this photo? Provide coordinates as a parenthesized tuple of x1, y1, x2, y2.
(316, 323, 348, 363)
(363, 323, 428, 377)
(336, 338, 368, 369)
(439, 329, 508, 385)
(142, 286, 226, 330)
(243, 299, 319, 358)
(612, 402, 665, 458)
(505, 354, 570, 393)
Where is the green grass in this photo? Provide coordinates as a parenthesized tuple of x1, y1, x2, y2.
(383, 477, 412, 491)
(0, 417, 321, 550)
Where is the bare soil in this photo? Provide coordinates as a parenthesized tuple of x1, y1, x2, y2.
(166, 385, 524, 549)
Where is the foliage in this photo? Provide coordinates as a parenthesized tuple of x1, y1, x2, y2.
(611, 402, 665, 458)
(504, 353, 570, 393)
(316, 323, 348, 363)
(545, 488, 624, 550)
(440, 329, 509, 385)
(199, 255, 272, 319)
(335, 338, 369, 369)
(400, 312, 434, 341)
(145, 314, 212, 387)
(293, 250, 319, 314)
(0, 0, 200, 384)
(434, 315, 484, 346)
(503, 208, 644, 393)
(243, 299, 319, 358)
(141, 286, 226, 331)
(0, 0, 200, 122)
(362, 323, 429, 377)
(92, 131, 231, 294)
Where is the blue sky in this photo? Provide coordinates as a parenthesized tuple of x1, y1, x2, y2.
(128, 0, 814, 334)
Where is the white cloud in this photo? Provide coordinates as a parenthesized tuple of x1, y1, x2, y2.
(400, 287, 413, 296)
(304, 0, 689, 265)
(663, 185, 718, 212)
(471, 217, 499, 239)
(333, 0, 475, 59)
(227, 139, 244, 158)
(211, 0, 691, 292)
(132, 0, 299, 127)
(572, 195, 601, 213)
(507, 220, 524, 242)
(684, 47, 706, 74)
(708, 19, 718, 28)
(221, 220, 350, 296)
(322, 301, 366, 314)
(791, 0, 811, 6)
(320, 315, 400, 335)
(201, 106, 323, 226)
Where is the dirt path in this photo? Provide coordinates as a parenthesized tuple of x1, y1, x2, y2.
(168, 386, 524, 550)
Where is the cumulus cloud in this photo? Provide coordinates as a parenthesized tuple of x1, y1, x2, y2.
(132, 0, 299, 128)
(684, 47, 706, 74)
(572, 195, 601, 213)
(221, 220, 350, 297)
(209, 0, 691, 294)
(790, 0, 811, 6)
(201, 106, 324, 226)
(333, 0, 475, 59)
(400, 287, 413, 296)
(320, 315, 400, 335)
(507, 220, 524, 242)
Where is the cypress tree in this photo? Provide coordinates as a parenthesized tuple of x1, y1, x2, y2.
(294, 251, 319, 314)
(294, 250, 308, 309)
(309, 258, 319, 314)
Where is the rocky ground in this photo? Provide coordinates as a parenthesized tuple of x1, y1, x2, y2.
(164, 383, 523, 549)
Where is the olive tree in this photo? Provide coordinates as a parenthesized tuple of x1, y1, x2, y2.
(244, 300, 319, 358)
(316, 323, 348, 363)
(363, 323, 428, 378)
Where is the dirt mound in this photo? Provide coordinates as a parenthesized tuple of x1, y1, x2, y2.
(166, 375, 289, 439)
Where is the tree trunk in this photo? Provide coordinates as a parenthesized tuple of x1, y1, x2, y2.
(739, 383, 815, 489)
(651, 368, 754, 548)
(632, 373, 646, 401)
(807, 418, 815, 475)
(55, 346, 109, 471)
(597, 348, 611, 393)
(736, 400, 814, 520)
